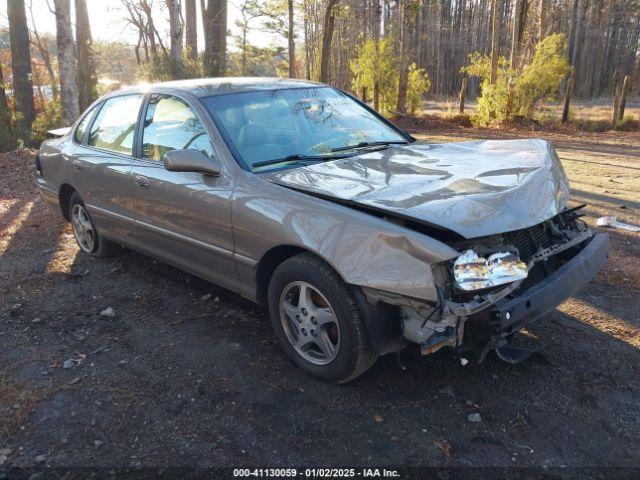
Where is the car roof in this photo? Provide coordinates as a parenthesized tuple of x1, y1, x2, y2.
(105, 77, 325, 99)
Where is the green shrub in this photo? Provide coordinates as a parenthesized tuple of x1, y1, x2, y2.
(350, 38, 397, 114)
(406, 63, 431, 114)
(462, 33, 571, 126)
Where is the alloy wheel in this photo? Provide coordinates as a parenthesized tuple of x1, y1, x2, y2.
(71, 204, 96, 253)
(278, 281, 341, 365)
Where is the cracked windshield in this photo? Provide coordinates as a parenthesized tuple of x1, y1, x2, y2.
(203, 87, 407, 171)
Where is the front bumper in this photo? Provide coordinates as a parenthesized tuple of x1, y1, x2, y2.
(489, 233, 610, 338)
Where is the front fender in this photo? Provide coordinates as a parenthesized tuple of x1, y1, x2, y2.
(232, 176, 459, 302)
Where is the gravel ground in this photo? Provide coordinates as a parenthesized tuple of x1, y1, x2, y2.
(1, 123, 639, 478)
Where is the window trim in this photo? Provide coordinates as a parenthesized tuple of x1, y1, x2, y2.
(135, 92, 218, 165)
(82, 93, 146, 158)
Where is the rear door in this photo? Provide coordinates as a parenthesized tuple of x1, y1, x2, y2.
(129, 93, 238, 292)
(72, 94, 145, 248)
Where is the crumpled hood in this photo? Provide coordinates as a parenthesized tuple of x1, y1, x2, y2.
(265, 139, 570, 239)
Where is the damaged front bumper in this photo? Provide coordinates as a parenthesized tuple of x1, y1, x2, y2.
(397, 231, 609, 360)
(477, 232, 609, 357)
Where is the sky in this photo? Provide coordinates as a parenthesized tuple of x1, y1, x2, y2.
(0, 0, 283, 51)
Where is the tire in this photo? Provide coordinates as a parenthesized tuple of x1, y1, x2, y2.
(68, 192, 120, 258)
(267, 253, 378, 383)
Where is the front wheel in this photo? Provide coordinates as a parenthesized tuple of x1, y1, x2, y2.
(267, 253, 377, 383)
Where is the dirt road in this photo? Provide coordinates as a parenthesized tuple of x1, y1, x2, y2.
(1, 124, 639, 476)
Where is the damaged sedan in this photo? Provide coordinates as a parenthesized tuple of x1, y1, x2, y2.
(35, 78, 609, 382)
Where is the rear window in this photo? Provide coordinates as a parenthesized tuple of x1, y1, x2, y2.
(73, 104, 100, 144)
(88, 94, 144, 155)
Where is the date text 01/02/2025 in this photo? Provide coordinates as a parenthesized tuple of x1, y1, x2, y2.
(232, 468, 401, 478)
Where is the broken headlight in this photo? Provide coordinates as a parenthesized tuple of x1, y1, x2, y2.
(453, 250, 528, 291)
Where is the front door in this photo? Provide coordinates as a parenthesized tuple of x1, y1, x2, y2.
(130, 93, 238, 292)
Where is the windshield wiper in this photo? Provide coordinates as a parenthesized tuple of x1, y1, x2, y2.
(251, 153, 345, 170)
(330, 140, 408, 152)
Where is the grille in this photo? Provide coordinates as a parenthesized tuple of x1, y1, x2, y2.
(502, 222, 554, 263)
(503, 222, 558, 295)
(518, 262, 547, 292)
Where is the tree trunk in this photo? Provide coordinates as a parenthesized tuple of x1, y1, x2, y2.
(510, 0, 524, 67)
(459, 76, 468, 114)
(54, 0, 80, 126)
(612, 80, 620, 128)
(373, 0, 381, 111)
(618, 75, 630, 121)
(567, 0, 579, 67)
(75, 0, 98, 111)
(202, 0, 227, 77)
(7, 0, 36, 142)
(304, 13, 311, 79)
(140, 0, 158, 60)
(571, 0, 585, 69)
(562, 75, 574, 124)
(396, 0, 411, 114)
(490, 0, 501, 84)
(215, 0, 227, 76)
(319, 0, 339, 84)
(538, 0, 547, 39)
(0, 59, 12, 140)
(288, 0, 297, 78)
(185, 0, 198, 61)
(201, 0, 212, 75)
(240, 27, 247, 76)
(167, 0, 183, 79)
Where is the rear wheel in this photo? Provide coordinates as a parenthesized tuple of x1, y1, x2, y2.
(267, 253, 377, 383)
(69, 192, 120, 258)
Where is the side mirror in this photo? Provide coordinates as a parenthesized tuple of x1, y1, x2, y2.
(163, 149, 222, 176)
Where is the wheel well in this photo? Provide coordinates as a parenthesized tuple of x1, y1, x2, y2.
(255, 245, 404, 355)
(255, 245, 308, 304)
(59, 184, 76, 221)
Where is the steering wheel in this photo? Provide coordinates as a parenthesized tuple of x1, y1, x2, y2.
(183, 131, 208, 150)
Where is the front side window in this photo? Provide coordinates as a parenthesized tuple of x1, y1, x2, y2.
(203, 87, 407, 171)
(74, 104, 100, 144)
(88, 94, 144, 155)
(142, 94, 214, 161)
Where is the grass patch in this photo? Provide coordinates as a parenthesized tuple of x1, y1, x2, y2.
(616, 116, 640, 131)
(0, 377, 45, 442)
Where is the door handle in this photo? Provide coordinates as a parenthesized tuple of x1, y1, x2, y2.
(134, 174, 150, 189)
(72, 159, 82, 171)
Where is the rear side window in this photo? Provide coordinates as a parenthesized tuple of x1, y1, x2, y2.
(88, 94, 144, 155)
(74, 104, 99, 144)
(142, 94, 214, 161)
